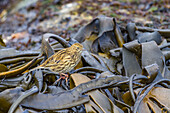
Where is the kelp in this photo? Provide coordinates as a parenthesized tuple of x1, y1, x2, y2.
(113, 18, 125, 47)
(20, 75, 128, 111)
(42, 33, 71, 58)
(0, 32, 73, 79)
(70, 73, 124, 113)
(0, 76, 24, 89)
(0, 73, 147, 112)
(122, 40, 169, 78)
(0, 87, 24, 113)
(97, 31, 117, 53)
(8, 86, 38, 113)
(137, 31, 162, 45)
(81, 50, 108, 71)
(74, 15, 126, 53)
(0, 64, 8, 72)
(0, 56, 36, 65)
(0, 55, 41, 79)
(0, 15, 169, 113)
(0, 35, 6, 48)
(0, 48, 39, 60)
(122, 40, 142, 76)
(74, 15, 114, 43)
(126, 23, 136, 41)
(134, 79, 170, 113)
(136, 26, 170, 38)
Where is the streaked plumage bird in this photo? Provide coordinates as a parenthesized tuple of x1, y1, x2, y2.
(39, 43, 83, 82)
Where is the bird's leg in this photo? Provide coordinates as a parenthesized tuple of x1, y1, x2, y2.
(53, 73, 69, 85)
(60, 73, 69, 83)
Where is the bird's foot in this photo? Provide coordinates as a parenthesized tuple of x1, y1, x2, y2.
(53, 73, 69, 85)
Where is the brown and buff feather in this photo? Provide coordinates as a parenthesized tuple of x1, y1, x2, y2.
(38, 43, 83, 74)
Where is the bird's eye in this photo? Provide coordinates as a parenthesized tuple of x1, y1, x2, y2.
(77, 47, 79, 49)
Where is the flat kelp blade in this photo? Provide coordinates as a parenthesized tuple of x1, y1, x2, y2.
(84, 30, 118, 54)
(74, 16, 114, 43)
(98, 31, 117, 53)
(123, 85, 170, 113)
(122, 40, 169, 78)
(0, 48, 39, 60)
(41, 33, 71, 59)
(137, 31, 162, 45)
(41, 33, 55, 58)
(91, 37, 99, 54)
(84, 100, 103, 113)
(87, 90, 124, 113)
(74, 19, 100, 43)
(136, 26, 170, 38)
(133, 79, 170, 113)
(113, 18, 125, 47)
(97, 15, 115, 37)
(71, 73, 113, 112)
(122, 46, 142, 77)
(0, 56, 36, 66)
(8, 86, 38, 113)
(0, 55, 41, 79)
(141, 41, 166, 77)
(20, 90, 89, 111)
(126, 23, 137, 41)
(123, 40, 141, 57)
(20, 74, 128, 111)
(0, 48, 42, 70)
(82, 34, 98, 52)
(0, 64, 9, 72)
(70, 73, 123, 113)
(98, 56, 119, 74)
(81, 50, 108, 71)
(137, 87, 170, 113)
(142, 63, 163, 83)
(0, 76, 24, 90)
(0, 35, 6, 47)
(0, 87, 24, 113)
(74, 16, 120, 54)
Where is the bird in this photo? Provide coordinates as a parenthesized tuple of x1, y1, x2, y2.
(38, 43, 83, 83)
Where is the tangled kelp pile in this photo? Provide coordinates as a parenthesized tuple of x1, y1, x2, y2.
(0, 16, 170, 113)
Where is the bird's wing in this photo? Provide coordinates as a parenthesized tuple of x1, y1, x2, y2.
(40, 49, 67, 67)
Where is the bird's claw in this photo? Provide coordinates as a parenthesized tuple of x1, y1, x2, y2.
(53, 73, 69, 85)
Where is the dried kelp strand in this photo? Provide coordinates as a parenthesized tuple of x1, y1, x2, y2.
(158, 43, 170, 50)
(136, 26, 170, 38)
(0, 56, 40, 78)
(71, 67, 104, 74)
(113, 18, 125, 47)
(0, 49, 39, 61)
(81, 51, 108, 71)
(43, 33, 70, 48)
(115, 98, 132, 110)
(0, 56, 35, 65)
(91, 53, 107, 68)
(133, 79, 170, 113)
(8, 86, 38, 113)
(34, 70, 43, 92)
(129, 74, 137, 102)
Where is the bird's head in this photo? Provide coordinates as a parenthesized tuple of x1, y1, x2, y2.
(70, 43, 83, 53)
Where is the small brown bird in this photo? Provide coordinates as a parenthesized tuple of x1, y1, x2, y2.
(39, 43, 83, 82)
